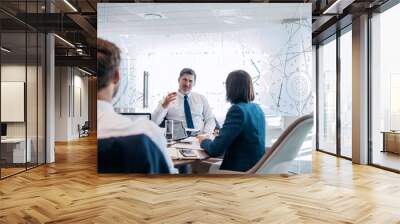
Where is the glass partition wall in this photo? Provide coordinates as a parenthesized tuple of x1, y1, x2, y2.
(370, 3, 400, 171)
(317, 0, 400, 172)
(0, 2, 46, 179)
(317, 35, 337, 155)
(339, 28, 352, 159)
(316, 26, 352, 159)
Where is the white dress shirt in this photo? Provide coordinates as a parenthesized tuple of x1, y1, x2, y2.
(152, 91, 216, 134)
(97, 100, 177, 174)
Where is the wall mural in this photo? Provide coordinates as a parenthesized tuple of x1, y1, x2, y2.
(110, 18, 312, 119)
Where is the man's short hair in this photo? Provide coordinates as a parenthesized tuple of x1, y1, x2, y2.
(225, 70, 255, 104)
(179, 68, 196, 81)
(97, 38, 121, 91)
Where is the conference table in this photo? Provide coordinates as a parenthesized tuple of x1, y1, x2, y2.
(381, 131, 400, 154)
(167, 137, 210, 166)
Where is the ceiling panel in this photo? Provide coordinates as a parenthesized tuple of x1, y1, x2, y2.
(98, 3, 311, 35)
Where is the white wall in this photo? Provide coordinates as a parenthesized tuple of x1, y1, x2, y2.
(99, 4, 313, 120)
(55, 67, 89, 141)
(1, 65, 38, 138)
(55, 67, 69, 141)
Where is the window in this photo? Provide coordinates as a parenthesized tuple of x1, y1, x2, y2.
(0, 1, 47, 179)
(371, 3, 400, 171)
(340, 28, 352, 158)
(317, 36, 337, 155)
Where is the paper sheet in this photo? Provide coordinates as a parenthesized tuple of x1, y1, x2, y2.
(168, 147, 201, 159)
(179, 137, 198, 143)
(168, 147, 179, 159)
(173, 143, 203, 150)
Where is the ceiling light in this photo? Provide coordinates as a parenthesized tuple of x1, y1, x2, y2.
(63, 0, 78, 12)
(214, 9, 239, 17)
(54, 34, 75, 48)
(78, 67, 92, 76)
(138, 13, 166, 20)
(1, 47, 11, 53)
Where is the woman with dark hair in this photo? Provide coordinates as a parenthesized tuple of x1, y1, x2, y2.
(197, 70, 266, 172)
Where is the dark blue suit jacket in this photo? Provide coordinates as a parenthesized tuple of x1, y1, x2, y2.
(98, 134, 170, 174)
(201, 103, 266, 172)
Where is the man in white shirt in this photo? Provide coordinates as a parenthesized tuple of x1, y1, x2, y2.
(97, 38, 176, 174)
(152, 68, 216, 134)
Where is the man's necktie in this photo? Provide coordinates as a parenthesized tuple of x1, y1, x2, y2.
(184, 95, 194, 129)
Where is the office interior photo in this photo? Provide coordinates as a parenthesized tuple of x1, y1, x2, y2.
(97, 3, 314, 175)
(1, 0, 400, 223)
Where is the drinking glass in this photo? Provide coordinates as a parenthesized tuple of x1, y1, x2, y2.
(165, 120, 174, 143)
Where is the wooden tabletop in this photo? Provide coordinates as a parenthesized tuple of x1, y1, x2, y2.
(172, 150, 210, 165)
(167, 138, 210, 166)
(172, 159, 197, 166)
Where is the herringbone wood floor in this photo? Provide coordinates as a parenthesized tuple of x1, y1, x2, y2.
(1, 135, 400, 223)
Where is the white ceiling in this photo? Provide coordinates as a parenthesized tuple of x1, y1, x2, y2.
(98, 3, 311, 36)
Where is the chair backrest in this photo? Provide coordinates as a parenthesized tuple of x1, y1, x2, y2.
(214, 117, 221, 130)
(97, 134, 170, 174)
(82, 121, 90, 129)
(159, 117, 167, 128)
(247, 114, 314, 174)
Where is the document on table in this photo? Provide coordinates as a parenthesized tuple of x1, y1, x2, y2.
(179, 137, 198, 143)
(168, 147, 180, 159)
(168, 147, 201, 160)
(173, 143, 203, 150)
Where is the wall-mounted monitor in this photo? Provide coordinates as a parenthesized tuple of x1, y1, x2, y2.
(1, 82, 25, 122)
(1, 123, 7, 137)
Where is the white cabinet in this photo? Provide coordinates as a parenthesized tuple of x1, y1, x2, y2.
(1, 138, 32, 163)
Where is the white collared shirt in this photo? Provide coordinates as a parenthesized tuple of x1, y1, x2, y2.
(152, 91, 216, 134)
(97, 100, 177, 174)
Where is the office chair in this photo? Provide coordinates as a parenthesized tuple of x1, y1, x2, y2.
(98, 134, 170, 174)
(159, 117, 167, 128)
(211, 114, 314, 174)
(78, 121, 90, 138)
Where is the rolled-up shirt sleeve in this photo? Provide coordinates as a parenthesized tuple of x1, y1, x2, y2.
(201, 96, 216, 134)
(151, 100, 168, 125)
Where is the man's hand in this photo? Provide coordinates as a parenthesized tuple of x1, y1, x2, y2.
(196, 150, 210, 160)
(162, 92, 177, 108)
(196, 134, 210, 144)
